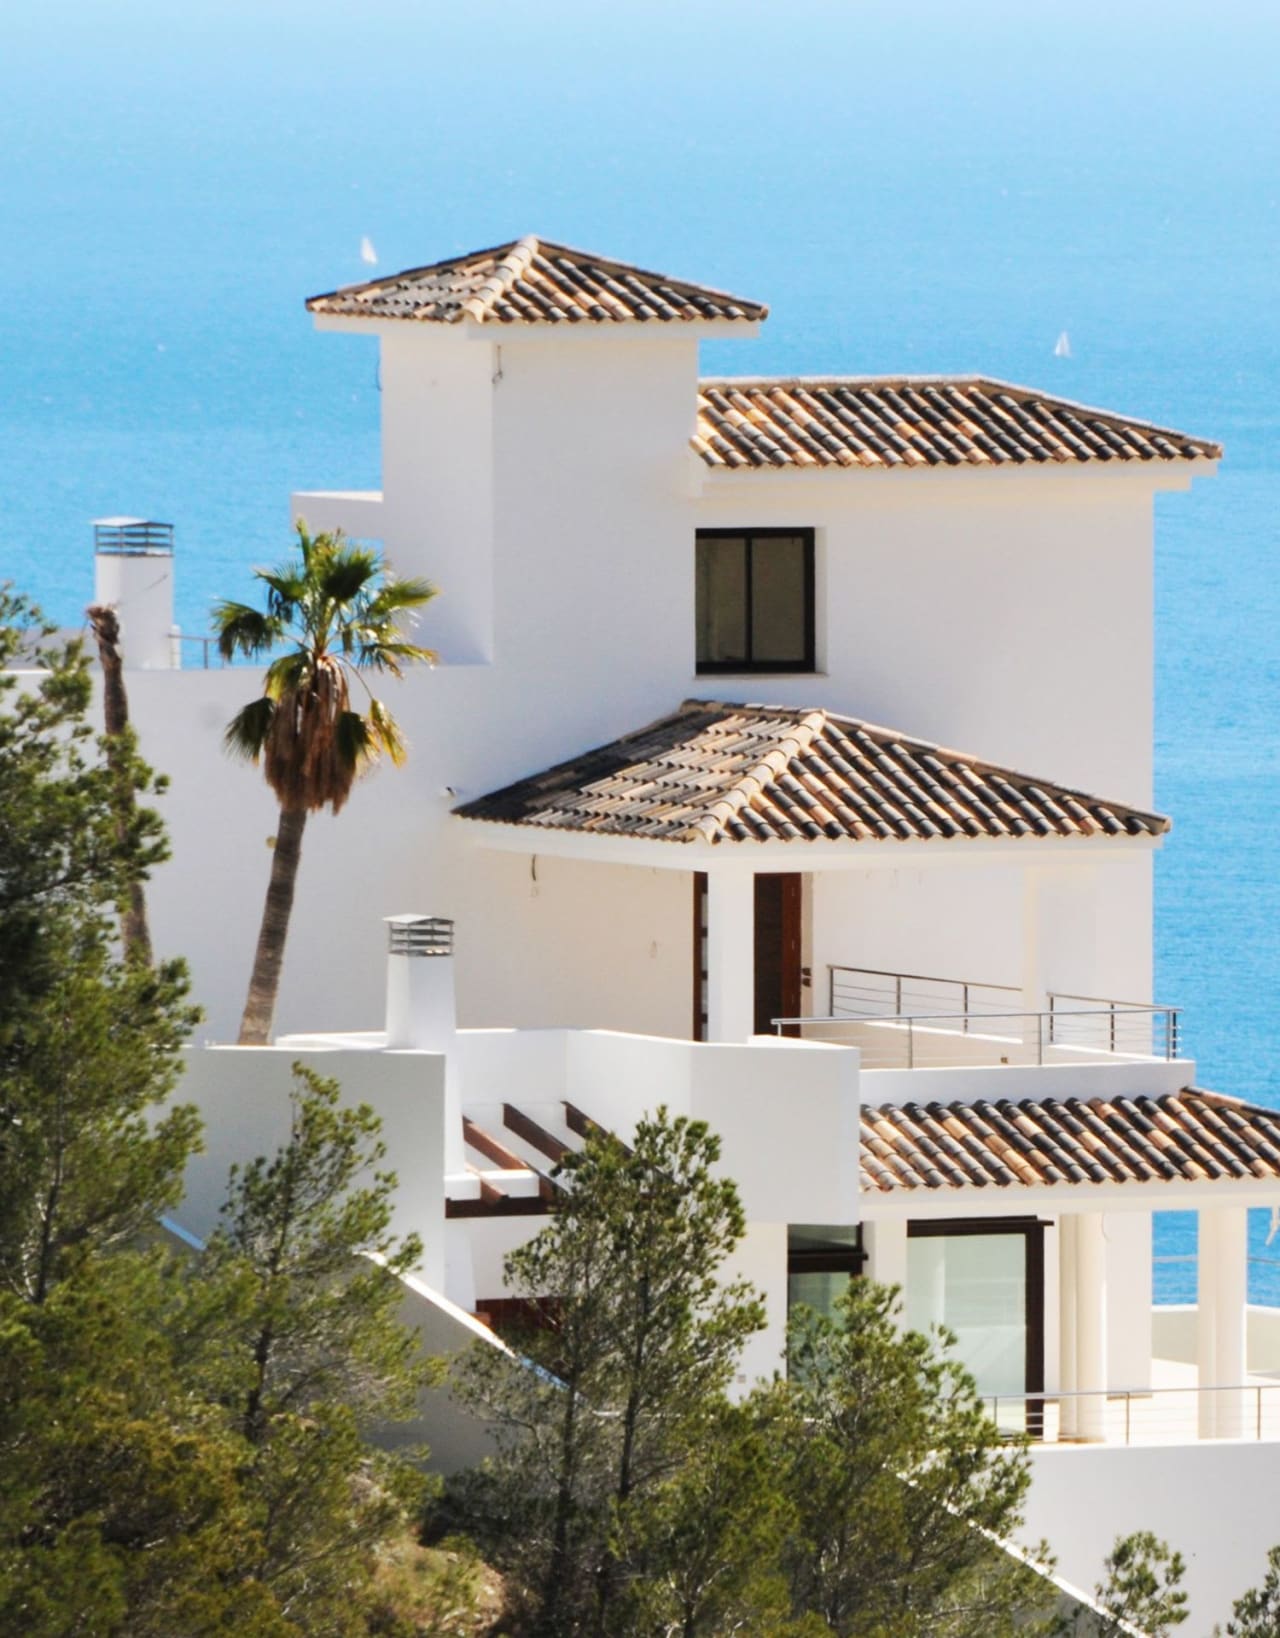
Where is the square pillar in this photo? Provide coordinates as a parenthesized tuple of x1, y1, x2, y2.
(1058, 1213, 1078, 1439)
(706, 866, 755, 1043)
(1021, 866, 1044, 1062)
(1198, 1206, 1248, 1439)
(1074, 1211, 1108, 1442)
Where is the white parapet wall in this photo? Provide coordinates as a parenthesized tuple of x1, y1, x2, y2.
(174, 1044, 449, 1290)
(458, 1027, 861, 1227)
(1022, 1441, 1280, 1632)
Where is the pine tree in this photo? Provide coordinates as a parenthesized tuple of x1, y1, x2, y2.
(453, 1109, 765, 1636)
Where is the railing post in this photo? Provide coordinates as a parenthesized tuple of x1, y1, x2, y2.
(963, 982, 969, 1034)
(896, 974, 902, 1017)
(1110, 1002, 1116, 1055)
(1036, 1011, 1044, 1066)
(907, 1018, 914, 1070)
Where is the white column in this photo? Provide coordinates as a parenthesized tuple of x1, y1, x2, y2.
(1198, 1206, 1248, 1439)
(706, 867, 755, 1043)
(1075, 1212, 1109, 1441)
(1021, 866, 1044, 1062)
(863, 1218, 908, 1307)
(1058, 1213, 1079, 1440)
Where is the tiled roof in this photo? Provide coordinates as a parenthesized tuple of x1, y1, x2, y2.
(307, 236, 767, 326)
(455, 701, 1168, 846)
(694, 377, 1221, 470)
(860, 1090, 1280, 1193)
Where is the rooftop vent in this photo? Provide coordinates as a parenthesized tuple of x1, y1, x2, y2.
(387, 915, 454, 957)
(92, 518, 174, 557)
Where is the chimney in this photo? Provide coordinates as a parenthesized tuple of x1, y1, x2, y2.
(92, 518, 177, 669)
(384, 915, 464, 1172)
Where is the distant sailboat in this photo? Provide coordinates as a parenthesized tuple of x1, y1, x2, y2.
(1053, 330, 1072, 359)
(360, 236, 378, 266)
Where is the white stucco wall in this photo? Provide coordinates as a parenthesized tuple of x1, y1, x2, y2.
(1023, 1442, 1280, 1632)
(692, 464, 1164, 807)
(174, 1044, 448, 1289)
(110, 322, 1194, 1048)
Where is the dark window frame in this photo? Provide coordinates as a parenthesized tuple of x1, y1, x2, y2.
(696, 527, 816, 675)
(907, 1216, 1047, 1432)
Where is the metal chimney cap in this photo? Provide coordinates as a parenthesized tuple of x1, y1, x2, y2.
(385, 915, 453, 957)
(93, 519, 174, 557)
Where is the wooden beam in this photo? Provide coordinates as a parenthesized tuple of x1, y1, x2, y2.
(504, 1103, 570, 1166)
(464, 1115, 559, 1201)
(463, 1115, 526, 1172)
(446, 1194, 555, 1219)
(563, 1101, 632, 1155)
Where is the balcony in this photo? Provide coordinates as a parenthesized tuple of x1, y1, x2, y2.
(777, 965, 1180, 1070)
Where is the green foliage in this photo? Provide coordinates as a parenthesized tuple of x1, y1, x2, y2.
(0, 588, 168, 1011)
(1224, 1543, 1280, 1637)
(191, 1064, 440, 1633)
(0, 587, 201, 1304)
(779, 1280, 1056, 1638)
(453, 1109, 765, 1635)
(1087, 1531, 1188, 1638)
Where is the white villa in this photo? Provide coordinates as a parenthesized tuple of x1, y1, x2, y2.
(73, 236, 1280, 1626)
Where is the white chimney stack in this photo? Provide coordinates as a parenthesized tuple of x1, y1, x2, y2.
(384, 915, 464, 1171)
(92, 518, 177, 669)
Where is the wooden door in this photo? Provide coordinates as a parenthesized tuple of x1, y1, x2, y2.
(754, 873, 802, 1036)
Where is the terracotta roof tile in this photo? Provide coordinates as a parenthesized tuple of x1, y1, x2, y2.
(694, 378, 1221, 470)
(455, 700, 1168, 847)
(308, 236, 767, 326)
(860, 1090, 1280, 1192)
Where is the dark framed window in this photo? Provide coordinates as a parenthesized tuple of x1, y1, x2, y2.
(696, 528, 815, 673)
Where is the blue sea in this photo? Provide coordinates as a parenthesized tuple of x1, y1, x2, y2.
(2, 0, 1277, 1302)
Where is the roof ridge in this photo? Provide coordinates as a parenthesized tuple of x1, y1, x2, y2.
(688, 707, 828, 842)
(456, 235, 540, 324)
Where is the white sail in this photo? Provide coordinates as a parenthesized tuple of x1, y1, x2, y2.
(360, 235, 378, 266)
(1054, 330, 1071, 359)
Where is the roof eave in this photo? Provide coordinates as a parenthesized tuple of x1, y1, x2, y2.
(453, 814, 1165, 870)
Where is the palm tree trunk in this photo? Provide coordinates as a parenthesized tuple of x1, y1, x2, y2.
(238, 805, 308, 1045)
(86, 604, 152, 965)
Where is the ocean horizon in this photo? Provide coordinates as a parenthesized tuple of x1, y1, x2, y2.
(3, 0, 1277, 1301)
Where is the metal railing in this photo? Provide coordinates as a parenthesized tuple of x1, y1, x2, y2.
(1050, 991, 1179, 1059)
(772, 1007, 1181, 1067)
(173, 633, 226, 669)
(986, 1382, 1280, 1446)
(829, 964, 1020, 1024)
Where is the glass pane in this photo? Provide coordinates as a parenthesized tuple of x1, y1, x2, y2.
(906, 1232, 1026, 1400)
(696, 536, 747, 665)
(788, 1269, 852, 1321)
(750, 535, 808, 665)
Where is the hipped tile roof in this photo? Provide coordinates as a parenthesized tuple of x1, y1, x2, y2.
(694, 378, 1221, 470)
(307, 236, 767, 326)
(456, 701, 1168, 847)
(861, 1090, 1280, 1193)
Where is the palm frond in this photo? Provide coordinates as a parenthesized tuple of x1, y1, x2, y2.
(333, 710, 374, 769)
(223, 696, 276, 761)
(264, 650, 311, 700)
(318, 547, 380, 605)
(255, 567, 307, 621)
(366, 697, 408, 766)
(365, 577, 438, 619)
(356, 638, 438, 676)
(212, 601, 282, 660)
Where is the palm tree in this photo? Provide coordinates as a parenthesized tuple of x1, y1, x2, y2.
(86, 602, 153, 965)
(214, 524, 437, 1046)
